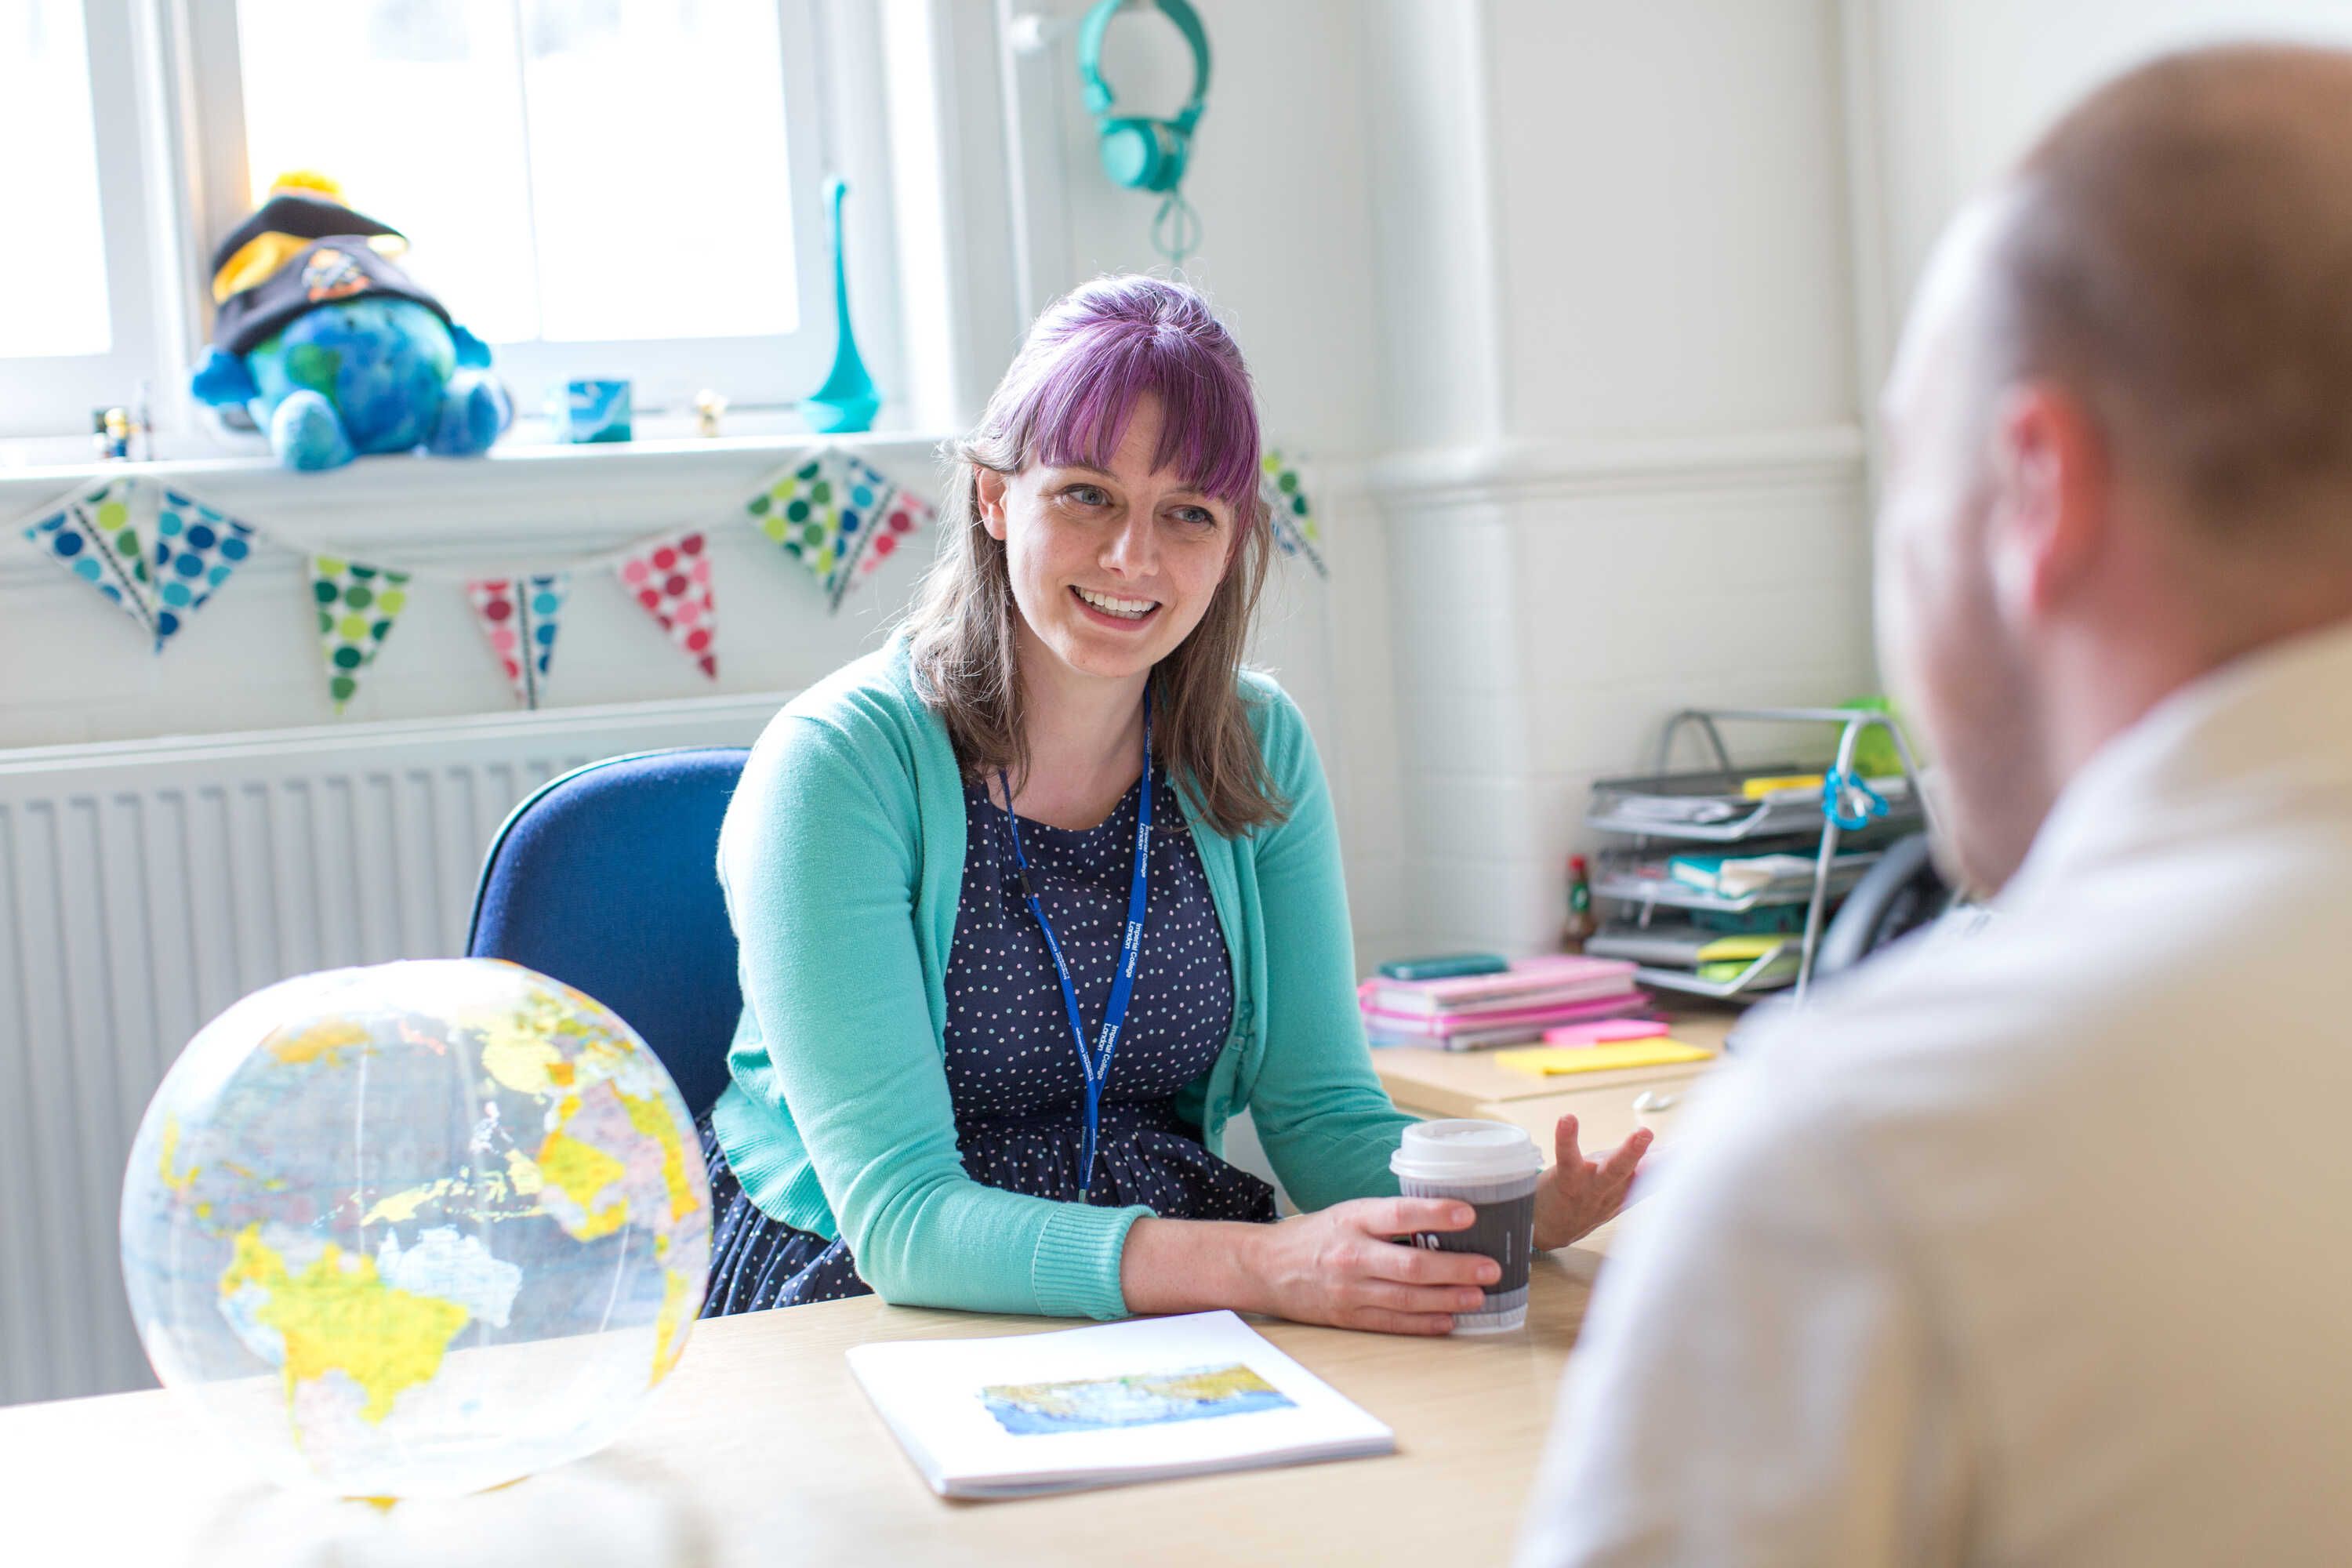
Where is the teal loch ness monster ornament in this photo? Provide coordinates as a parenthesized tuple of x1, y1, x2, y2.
(801, 177, 880, 434)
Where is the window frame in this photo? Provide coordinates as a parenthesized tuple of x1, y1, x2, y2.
(0, 0, 183, 438)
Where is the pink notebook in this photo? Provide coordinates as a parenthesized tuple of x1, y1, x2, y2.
(1357, 990, 1650, 1039)
(1360, 955, 1638, 1018)
(1541, 1018, 1671, 1047)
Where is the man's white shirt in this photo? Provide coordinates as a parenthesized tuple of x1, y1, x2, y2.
(1517, 620, 2352, 1566)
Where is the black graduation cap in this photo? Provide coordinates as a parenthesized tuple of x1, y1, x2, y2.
(208, 192, 452, 356)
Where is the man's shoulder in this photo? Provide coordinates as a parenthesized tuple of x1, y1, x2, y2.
(1744, 894, 2238, 1090)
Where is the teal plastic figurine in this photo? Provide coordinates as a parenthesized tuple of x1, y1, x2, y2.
(802, 176, 880, 434)
(191, 173, 511, 471)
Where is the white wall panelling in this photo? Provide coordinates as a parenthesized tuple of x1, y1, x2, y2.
(1370, 430, 1874, 953)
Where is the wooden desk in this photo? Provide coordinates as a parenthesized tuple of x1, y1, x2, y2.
(1372, 1007, 1738, 1142)
(0, 1254, 1610, 1567)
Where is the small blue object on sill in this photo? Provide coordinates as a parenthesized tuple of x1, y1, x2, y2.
(552, 379, 633, 444)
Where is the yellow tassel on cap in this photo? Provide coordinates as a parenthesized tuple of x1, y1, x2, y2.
(267, 169, 346, 202)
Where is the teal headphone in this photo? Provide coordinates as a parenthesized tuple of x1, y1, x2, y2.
(1077, 0, 1212, 194)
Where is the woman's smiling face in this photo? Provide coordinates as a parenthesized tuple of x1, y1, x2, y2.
(976, 394, 1239, 685)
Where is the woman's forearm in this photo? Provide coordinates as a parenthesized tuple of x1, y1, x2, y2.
(1118, 1217, 1271, 1316)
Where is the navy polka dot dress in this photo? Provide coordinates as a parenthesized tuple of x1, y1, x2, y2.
(697, 762, 1276, 1317)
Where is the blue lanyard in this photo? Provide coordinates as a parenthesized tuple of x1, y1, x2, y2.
(998, 693, 1152, 1203)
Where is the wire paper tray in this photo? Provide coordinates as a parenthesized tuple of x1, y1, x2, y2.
(1593, 854, 1882, 914)
(1585, 765, 1918, 843)
(1632, 946, 1802, 999)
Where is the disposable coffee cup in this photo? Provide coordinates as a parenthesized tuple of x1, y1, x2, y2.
(1390, 1120, 1546, 1334)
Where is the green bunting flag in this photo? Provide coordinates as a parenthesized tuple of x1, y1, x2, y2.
(742, 448, 929, 612)
(1258, 450, 1327, 579)
(310, 557, 412, 713)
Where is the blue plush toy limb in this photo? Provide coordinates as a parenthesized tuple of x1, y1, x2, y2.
(270, 390, 358, 470)
(449, 325, 492, 370)
(190, 347, 259, 407)
(428, 371, 512, 456)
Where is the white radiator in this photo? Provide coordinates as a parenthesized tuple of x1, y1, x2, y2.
(0, 694, 786, 1407)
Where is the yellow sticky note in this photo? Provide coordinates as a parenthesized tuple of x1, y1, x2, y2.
(1740, 773, 1824, 799)
(1494, 1039, 1718, 1076)
(1696, 936, 1786, 964)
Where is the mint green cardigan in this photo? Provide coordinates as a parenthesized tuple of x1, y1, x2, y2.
(706, 641, 1415, 1321)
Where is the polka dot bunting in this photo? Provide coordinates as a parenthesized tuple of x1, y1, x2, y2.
(612, 531, 718, 680)
(466, 572, 570, 708)
(1258, 450, 1327, 579)
(309, 555, 414, 714)
(742, 448, 931, 612)
(17, 477, 258, 650)
(149, 488, 259, 649)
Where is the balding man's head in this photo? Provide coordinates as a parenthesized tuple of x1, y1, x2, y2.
(1991, 45, 2352, 543)
(1878, 45, 2352, 898)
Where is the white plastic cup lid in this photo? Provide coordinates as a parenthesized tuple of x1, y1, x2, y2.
(1390, 1119, 1545, 1184)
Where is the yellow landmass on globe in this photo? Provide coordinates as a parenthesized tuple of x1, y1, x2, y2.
(504, 1147, 545, 1196)
(264, 1019, 373, 1066)
(158, 1115, 201, 1195)
(535, 1130, 629, 1240)
(361, 1179, 452, 1226)
(650, 1266, 691, 1385)
(220, 1225, 470, 1425)
(619, 1091, 700, 1222)
(361, 1165, 542, 1226)
(478, 1018, 564, 1097)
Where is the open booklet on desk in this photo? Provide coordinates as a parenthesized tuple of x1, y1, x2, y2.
(847, 1311, 1394, 1499)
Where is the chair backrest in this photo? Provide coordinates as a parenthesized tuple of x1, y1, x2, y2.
(466, 748, 749, 1118)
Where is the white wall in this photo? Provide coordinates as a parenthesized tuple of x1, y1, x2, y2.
(1861, 0, 2352, 397)
(1359, 0, 1878, 954)
(1487, 0, 1858, 439)
(1008, 0, 1414, 962)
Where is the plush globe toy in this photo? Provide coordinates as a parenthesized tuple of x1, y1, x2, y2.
(118, 959, 711, 1499)
(191, 173, 512, 471)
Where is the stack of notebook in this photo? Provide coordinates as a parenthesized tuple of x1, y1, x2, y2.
(1357, 955, 1648, 1050)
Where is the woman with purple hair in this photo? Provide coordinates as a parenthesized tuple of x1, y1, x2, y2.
(695, 276, 1646, 1331)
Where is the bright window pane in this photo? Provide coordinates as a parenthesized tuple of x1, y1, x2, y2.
(0, 0, 113, 358)
(236, 0, 539, 341)
(521, 1, 797, 340)
(235, 0, 798, 347)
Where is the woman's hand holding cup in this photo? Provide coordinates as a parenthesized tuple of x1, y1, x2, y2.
(1241, 1197, 1498, 1337)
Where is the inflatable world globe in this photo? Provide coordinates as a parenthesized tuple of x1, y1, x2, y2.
(119, 959, 711, 1499)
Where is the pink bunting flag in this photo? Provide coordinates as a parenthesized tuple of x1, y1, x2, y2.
(850, 479, 931, 590)
(614, 531, 717, 679)
(467, 573, 570, 708)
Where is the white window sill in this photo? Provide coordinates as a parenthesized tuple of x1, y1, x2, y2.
(0, 419, 956, 552)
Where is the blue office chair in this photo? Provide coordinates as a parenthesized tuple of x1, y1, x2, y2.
(466, 748, 750, 1118)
